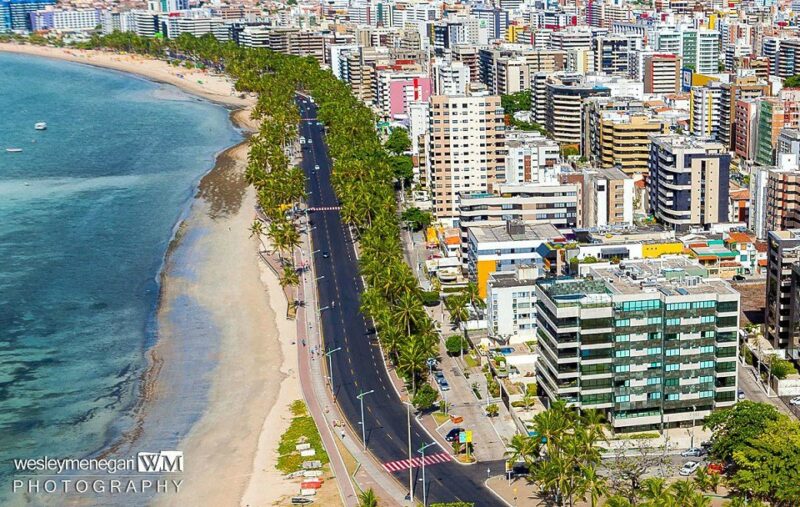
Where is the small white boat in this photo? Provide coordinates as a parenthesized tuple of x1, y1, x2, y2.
(6, 148, 23, 153)
(35, 122, 47, 130)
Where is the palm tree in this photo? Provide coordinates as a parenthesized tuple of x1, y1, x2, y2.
(576, 466, 608, 507)
(396, 335, 428, 393)
(358, 488, 378, 507)
(639, 477, 675, 507)
(464, 280, 485, 311)
(280, 264, 300, 288)
(604, 496, 633, 507)
(522, 390, 536, 411)
(685, 493, 711, 507)
(393, 291, 425, 337)
(670, 480, 699, 506)
(505, 434, 537, 469)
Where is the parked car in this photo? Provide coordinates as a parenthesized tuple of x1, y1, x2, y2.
(680, 448, 706, 458)
(439, 379, 450, 391)
(738, 390, 746, 401)
(790, 396, 800, 406)
(445, 427, 464, 442)
(700, 440, 712, 449)
(433, 371, 445, 383)
(679, 461, 701, 476)
(732, 274, 746, 281)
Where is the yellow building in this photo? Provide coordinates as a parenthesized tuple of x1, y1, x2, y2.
(597, 113, 669, 175)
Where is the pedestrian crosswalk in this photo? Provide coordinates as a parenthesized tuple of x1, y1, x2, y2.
(308, 206, 341, 212)
(382, 452, 452, 473)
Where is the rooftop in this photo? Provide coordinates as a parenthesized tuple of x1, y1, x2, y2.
(581, 257, 739, 297)
(471, 222, 564, 244)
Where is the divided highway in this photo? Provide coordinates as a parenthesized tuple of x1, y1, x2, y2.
(296, 97, 504, 505)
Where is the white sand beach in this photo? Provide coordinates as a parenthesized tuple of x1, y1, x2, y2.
(1, 43, 305, 507)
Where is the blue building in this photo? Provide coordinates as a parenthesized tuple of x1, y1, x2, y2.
(1, 0, 56, 31)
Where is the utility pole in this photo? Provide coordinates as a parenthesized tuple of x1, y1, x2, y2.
(357, 389, 375, 450)
(418, 442, 436, 507)
(403, 401, 414, 503)
(325, 347, 341, 394)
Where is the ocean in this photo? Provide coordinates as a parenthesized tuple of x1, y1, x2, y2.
(0, 52, 241, 501)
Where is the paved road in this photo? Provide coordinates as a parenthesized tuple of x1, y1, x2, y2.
(297, 97, 504, 505)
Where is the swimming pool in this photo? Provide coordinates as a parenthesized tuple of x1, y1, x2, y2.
(498, 347, 515, 355)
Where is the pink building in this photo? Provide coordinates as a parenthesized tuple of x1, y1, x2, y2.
(387, 77, 431, 118)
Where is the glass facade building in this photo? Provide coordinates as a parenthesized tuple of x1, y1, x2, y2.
(536, 257, 740, 432)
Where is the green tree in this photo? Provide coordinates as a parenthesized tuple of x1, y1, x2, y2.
(500, 91, 531, 115)
(445, 334, 467, 356)
(358, 488, 378, 507)
(412, 383, 439, 410)
(279, 264, 300, 288)
(728, 416, 800, 505)
(401, 207, 433, 231)
(784, 74, 800, 88)
(703, 401, 781, 462)
(389, 155, 414, 183)
(385, 127, 411, 155)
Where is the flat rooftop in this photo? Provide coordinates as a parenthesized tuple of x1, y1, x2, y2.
(471, 223, 563, 244)
(583, 258, 739, 297)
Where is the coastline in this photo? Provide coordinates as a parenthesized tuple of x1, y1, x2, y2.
(3, 44, 304, 506)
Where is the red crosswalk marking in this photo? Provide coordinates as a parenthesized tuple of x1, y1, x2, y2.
(382, 452, 452, 473)
(307, 206, 341, 212)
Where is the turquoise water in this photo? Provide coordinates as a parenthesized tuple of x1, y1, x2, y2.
(0, 53, 241, 494)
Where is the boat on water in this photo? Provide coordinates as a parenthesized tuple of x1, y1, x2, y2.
(6, 148, 23, 153)
(35, 122, 47, 130)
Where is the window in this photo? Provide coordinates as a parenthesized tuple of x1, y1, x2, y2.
(615, 365, 630, 373)
(666, 393, 680, 401)
(648, 317, 663, 325)
(616, 319, 630, 327)
(648, 392, 662, 400)
(647, 347, 662, 355)
(615, 334, 630, 342)
(617, 300, 661, 311)
(666, 363, 680, 372)
(666, 318, 681, 326)
(691, 300, 715, 309)
(650, 361, 662, 368)
(665, 378, 679, 386)
(700, 390, 714, 398)
(700, 315, 715, 324)
(700, 361, 714, 369)
(649, 332, 662, 340)
(699, 375, 713, 384)
(647, 377, 662, 385)
(615, 349, 631, 358)
(616, 395, 630, 403)
(700, 345, 714, 354)
(666, 348, 680, 357)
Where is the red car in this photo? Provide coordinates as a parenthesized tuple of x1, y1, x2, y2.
(707, 463, 724, 475)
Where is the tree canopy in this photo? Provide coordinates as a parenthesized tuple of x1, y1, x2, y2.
(401, 207, 433, 231)
(703, 401, 781, 462)
(385, 127, 412, 155)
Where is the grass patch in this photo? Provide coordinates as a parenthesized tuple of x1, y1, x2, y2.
(432, 412, 450, 425)
(464, 354, 479, 368)
(276, 400, 330, 473)
(615, 432, 661, 440)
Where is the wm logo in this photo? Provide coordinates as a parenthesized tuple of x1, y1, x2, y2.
(137, 451, 183, 473)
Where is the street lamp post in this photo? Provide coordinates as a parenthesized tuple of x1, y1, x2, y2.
(357, 389, 375, 450)
(690, 405, 697, 449)
(325, 347, 341, 393)
(418, 442, 436, 507)
(402, 401, 414, 503)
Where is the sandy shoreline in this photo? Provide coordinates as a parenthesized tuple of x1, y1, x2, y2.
(4, 44, 304, 506)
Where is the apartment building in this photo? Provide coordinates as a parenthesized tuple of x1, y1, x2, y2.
(592, 35, 630, 76)
(539, 73, 612, 144)
(719, 76, 769, 151)
(467, 221, 564, 297)
(457, 182, 580, 234)
(690, 84, 723, 141)
(643, 54, 682, 95)
(681, 29, 720, 75)
(765, 230, 800, 352)
(582, 167, 634, 227)
(586, 109, 668, 175)
(756, 98, 800, 166)
(30, 8, 100, 31)
(504, 130, 560, 185)
(536, 257, 740, 432)
(765, 165, 800, 233)
(487, 266, 541, 343)
(433, 60, 470, 95)
(734, 99, 759, 160)
(427, 88, 505, 224)
(648, 135, 731, 231)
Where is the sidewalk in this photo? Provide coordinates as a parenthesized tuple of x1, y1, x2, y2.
(295, 215, 409, 507)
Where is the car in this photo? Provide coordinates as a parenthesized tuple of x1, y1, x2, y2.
(707, 462, 725, 475)
(321, 251, 330, 259)
(299, 137, 306, 144)
(307, 138, 313, 144)
(679, 461, 700, 476)
(680, 448, 706, 458)
(445, 428, 464, 442)
(433, 371, 445, 383)
(732, 274, 746, 281)
(439, 379, 450, 391)
(790, 396, 800, 405)
(314, 164, 320, 171)
(700, 440, 712, 449)
(738, 390, 746, 401)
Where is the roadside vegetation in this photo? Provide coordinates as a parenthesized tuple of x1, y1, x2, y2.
(276, 400, 329, 474)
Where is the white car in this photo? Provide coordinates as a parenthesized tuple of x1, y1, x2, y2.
(314, 165, 320, 171)
(679, 461, 700, 476)
(790, 396, 800, 406)
(308, 138, 313, 144)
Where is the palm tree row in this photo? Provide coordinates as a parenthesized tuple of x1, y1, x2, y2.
(83, 32, 439, 390)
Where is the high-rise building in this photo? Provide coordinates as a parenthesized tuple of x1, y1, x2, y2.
(718, 76, 769, 151)
(432, 60, 470, 96)
(681, 29, 720, 75)
(734, 99, 759, 160)
(690, 84, 723, 140)
(648, 135, 731, 231)
(765, 230, 800, 353)
(581, 167, 634, 227)
(586, 109, 669, 175)
(592, 35, 630, 76)
(643, 54, 681, 95)
(1, 0, 55, 30)
(536, 257, 739, 433)
(427, 88, 505, 224)
(756, 97, 800, 166)
(540, 73, 611, 144)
